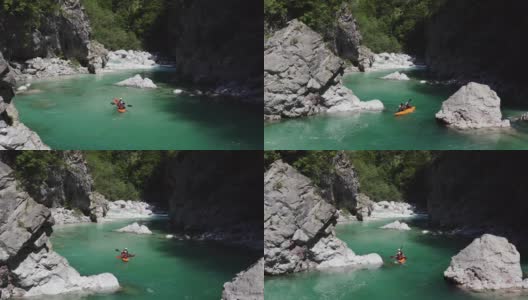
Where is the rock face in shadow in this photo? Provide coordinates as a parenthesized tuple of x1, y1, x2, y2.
(425, 152, 528, 234)
(165, 0, 262, 103)
(264, 160, 382, 275)
(221, 258, 264, 300)
(444, 234, 528, 291)
(144, 151, 263, 250)
(425, 0, 528, 104)
(435, 83, 510, 129)
(0, 161, 119, 299)
(264, 20, 383, 120)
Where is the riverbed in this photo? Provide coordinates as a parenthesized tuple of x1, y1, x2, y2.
(265, 69, 528, 150)
(49, 218, 258, 300)
(14, 68, 262, 150)
(265, 218, 528, 300)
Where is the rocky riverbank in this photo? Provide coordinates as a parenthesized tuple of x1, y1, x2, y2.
(222, 258, 264, 300)
(0, 161, 120, 299)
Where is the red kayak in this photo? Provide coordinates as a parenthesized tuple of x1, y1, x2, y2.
(113, 98, 126, 113)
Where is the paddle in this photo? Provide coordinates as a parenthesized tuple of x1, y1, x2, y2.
(110, 102, 133, 107)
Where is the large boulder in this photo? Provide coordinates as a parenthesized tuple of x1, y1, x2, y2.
(115, 222, 152, 235)
(264, 20, 383, 120)
(444, 234, 528, 291)
(380, 221, 411, 231)
(436, 82, 510, 129)
(0, 161, 119, 299)
(221, 258, 264, 300)
(87, 41, 109, 74)
(381, 72, 410, 81)
(264, 160, 382, 275)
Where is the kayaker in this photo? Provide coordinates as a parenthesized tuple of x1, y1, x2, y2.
(120, 248, 129, 259)
(395, 248, 406, 261)
(405, 99, 412, 109)
(398, 103, 405, 112)
(118, 98, 126, 110)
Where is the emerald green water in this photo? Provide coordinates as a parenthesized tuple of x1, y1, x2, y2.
(265, 69, 528, 150)
(265, 218, 528, 300)
(49, 218, 259, 300)
(15, 69, 262, 150)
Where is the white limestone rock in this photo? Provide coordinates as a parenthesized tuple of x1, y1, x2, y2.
(115, 222, 152, 235)
(380, 221, 411, 231)
(444, 234, 527, 291)
(115, 74, 157, 89)
(381, 72, 410, 81)
(436, 82, 510, 129)
(369, 53, 416, 70)
(105, 50, 157, 70)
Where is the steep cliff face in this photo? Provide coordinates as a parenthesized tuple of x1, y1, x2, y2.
(425, 0, 528, 103)
(165, 0, 262, 100)
(0, 161, 118, 299)
(264, 160, 382, 275)
(144, 151, 262, 249)
(426, 152, 528, 232)
(0, 0, 91, 64)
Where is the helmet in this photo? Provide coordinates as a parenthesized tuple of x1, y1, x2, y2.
(120, 98, 123, 100)
(397, 248, 401, 251)
(124, 248, 128, 251)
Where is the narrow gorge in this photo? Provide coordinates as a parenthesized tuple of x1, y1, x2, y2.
(0, 0, 262, 150)
(264, 151, 528, 300)
(0, 151, 263, 299)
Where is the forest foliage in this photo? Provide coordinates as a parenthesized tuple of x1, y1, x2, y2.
(265, 151, 434, 203)
(264, 0, 446, 54)
(81, 0, 169, 51)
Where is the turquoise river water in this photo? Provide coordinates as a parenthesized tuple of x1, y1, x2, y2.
(47, 218, 259, 300)
(14, 69, 262, 150)
(265, 69, 528, 150)
(265, 218, 528, 300)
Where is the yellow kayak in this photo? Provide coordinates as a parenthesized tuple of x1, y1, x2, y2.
(395, 106, 416, 116)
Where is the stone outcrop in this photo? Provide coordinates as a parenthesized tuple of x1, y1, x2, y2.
(425, 0, 528, 104)
(115, 74, 158, 89)
(17, 57, 89, 80)
(0, 161, 119, 299)
(0, 0, 91, 65)
(380, 221, 411, 231)
(334, 4, 373, 71)
(319, 152, 360, 214)
(51, 208, 91, 226)
(143, 151, 262, 250)
(264, 160, 382, 275)
(444, 234, 528, 291)
(0, 53, 49, 150)
(264, 20, 384, 120)
(115, 222, 152, 235)
(87, 41, 109, 74)
(381, 72, 410, 81)
(221, 258, 264, 300)
(435, 82, 510, 129)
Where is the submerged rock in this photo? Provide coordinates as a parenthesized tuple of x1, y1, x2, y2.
(381, 72, 410, 81)
(436, 82, 510, 129)
(380, 221, 411, 231)
(264, 160, 383, 275)
(116, 222, 152, 235)
(264, 20, 384, 120)
(115, 74, 157, 89)
(444, 234, 528, 291)
(222, 258, 264, 300)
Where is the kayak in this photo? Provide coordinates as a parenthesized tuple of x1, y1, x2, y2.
(395, 106, 416, 116)
(396, 257, 407, 264)
(122, 257, 129, 262)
